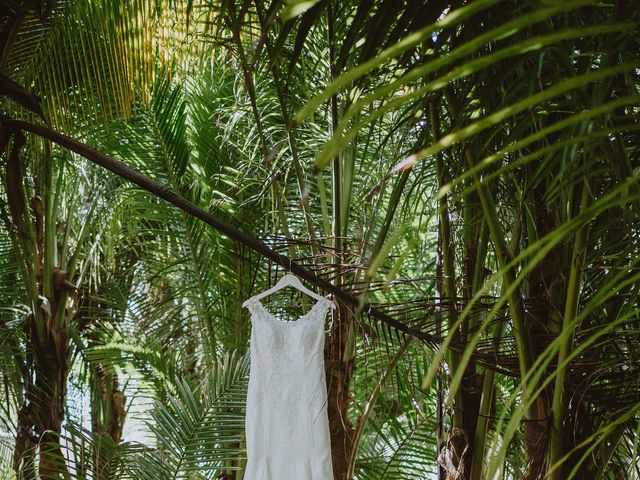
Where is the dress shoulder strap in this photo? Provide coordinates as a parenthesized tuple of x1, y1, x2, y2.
(243, 297, 262, 317)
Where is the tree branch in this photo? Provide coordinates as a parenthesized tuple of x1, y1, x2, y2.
(2, 118, 444, 349)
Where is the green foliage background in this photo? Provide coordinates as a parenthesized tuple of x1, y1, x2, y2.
(0, 0, 639, 478)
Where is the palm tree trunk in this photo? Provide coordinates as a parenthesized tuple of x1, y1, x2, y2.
(13, 400, 36, 479)
(34, 292, 71, 480)
(521, 183, 564, 480)
(432, 101, 486, 479)
(325, 3, 356, 477)
(6, 130, 72, 478)
(14, 308, 71, 479)
(90, 364, 126, 474)
(325, 304, 355, 480)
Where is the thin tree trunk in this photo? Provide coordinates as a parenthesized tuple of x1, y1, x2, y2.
(6, 130, 72, 479)
(521, 183, 563, 480)
(325, 2, 356, 476)
(325, 304, 355, 480)
(13, 398, 36, 479)
(432, 102, 486, 480)
(14, 307, 71, 479)
(91, 365, 126, 476)
(33, 287, 71, 480)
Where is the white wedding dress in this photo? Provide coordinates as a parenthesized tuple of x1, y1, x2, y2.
(243, 296, 335, 479)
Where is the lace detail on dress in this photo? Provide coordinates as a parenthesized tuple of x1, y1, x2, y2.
(243, 294, 334, 479)
(243, 297, 263, 318)
(249, 297, 332, 327)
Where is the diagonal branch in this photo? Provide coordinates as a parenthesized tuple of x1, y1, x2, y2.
(2, 118, 445, 350)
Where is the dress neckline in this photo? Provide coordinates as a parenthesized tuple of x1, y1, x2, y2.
(254, 297, 328, 326)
